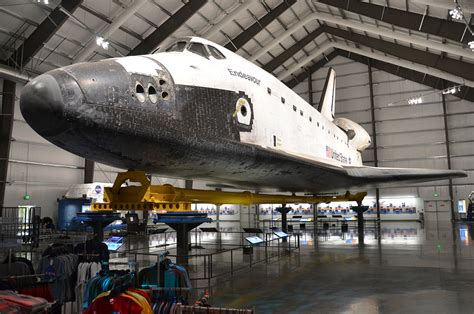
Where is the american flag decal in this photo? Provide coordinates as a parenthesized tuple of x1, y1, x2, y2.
(326, 145, 332, 158)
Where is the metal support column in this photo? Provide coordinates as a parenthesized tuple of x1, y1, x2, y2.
(353, 206, 369, 245)
(368, 60, 381, 224)
(84, 159, 94, 183)
(441, 81, 455, 221)
(276, 206, 291, 243)
(307, 68, 313, 107)
(215, 188, 221, 247)
(0, 80, 15, 208)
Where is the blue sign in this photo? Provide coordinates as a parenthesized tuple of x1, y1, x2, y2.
(94, 185, 102, 194)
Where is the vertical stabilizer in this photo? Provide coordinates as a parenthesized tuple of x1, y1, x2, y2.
(318, 67, 336, 121)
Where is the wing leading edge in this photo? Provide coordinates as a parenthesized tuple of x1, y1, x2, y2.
(342, 165, 467, 189)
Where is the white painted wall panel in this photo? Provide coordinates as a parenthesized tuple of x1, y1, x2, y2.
(377, 116, 444, 133)
(377, 130, 445, 147)
(376, 145, 446, 161)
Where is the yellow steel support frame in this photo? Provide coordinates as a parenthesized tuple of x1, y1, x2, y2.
(91, 171, 367, 212)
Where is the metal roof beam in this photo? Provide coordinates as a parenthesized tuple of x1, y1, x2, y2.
(128, 0, 207, 56)
(280, 42, 474, 88)
(251, 11, 473, 64)
(204, 0, 258, 38)
(285, 50, 339, 88)
(337, 49, 474, 102)
(224, 0, 297, 52)
(263, 26, 324, 72)
(7, 0, 83, 68)
(75, 0, 148, 62)
(324, 26, 474, 83)
(318, 0, 474, 44)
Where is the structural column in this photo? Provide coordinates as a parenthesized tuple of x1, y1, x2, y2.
(368, 60, 381, 224)
(276, 206, 291, 242)
(84, 159, 94, 183)
(0, 80, 16, 209)
(353, 206, 370, 245)
(441, 81, 455, 221)
(307, 68, 313, 107)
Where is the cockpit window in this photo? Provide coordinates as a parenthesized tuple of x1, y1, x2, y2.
(188, 43, 209, 58)
(166, 41, 187, 52)
(208, 45, 226, 59)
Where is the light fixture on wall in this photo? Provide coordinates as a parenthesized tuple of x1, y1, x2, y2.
(407, 97, 423, 105)
(388, 84, 463, 107)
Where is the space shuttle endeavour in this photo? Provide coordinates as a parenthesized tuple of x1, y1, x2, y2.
(19, 37, 466, 192)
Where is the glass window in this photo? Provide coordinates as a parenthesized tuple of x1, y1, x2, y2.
(166, 41, 187, 52)
(188, 43, 209, 58)
(208, 45, 226, 59)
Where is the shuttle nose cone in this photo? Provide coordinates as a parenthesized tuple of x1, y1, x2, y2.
(20, 74, 67, 137)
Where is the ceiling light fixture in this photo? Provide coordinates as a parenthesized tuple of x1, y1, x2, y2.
(36, 0, 49, 4)
(449, 7, 463, 20)
(96, 36, 109, 50)
(442, 86, 462, 95)
(449, 1, 474, 36)
(468, 41, 474, 51)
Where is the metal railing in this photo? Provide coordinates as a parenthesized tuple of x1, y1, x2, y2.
(124, 232, 300, 292)
(0, 207, 41, 252)
(261, 217, 379, 232)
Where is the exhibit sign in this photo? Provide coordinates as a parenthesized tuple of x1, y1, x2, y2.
(458, 199, 467, 214)
(273, 231, 288, 238)
(245, 236, 264, 245)
(104, 236, 124, 251)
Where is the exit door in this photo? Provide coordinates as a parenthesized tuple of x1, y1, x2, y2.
(424, 200, 452, 221)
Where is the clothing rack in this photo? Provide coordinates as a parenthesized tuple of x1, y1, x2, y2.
(0, 273, 46, 280)
(147, 287, 193, 291)
(175, 304, 253, 314)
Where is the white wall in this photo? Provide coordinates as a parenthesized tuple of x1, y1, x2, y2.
(293, 56, 474, 220)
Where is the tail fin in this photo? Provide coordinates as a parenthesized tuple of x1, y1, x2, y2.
(318, 67, 336, 121)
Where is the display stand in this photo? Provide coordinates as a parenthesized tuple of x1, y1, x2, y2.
(352, 206, 370, 244)
(154, 212, 211, 265)
(76, 212, 121, 241)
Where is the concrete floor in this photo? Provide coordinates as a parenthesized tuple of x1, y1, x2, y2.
(207, 221, 474, 313)
(105, 220, 474, 313)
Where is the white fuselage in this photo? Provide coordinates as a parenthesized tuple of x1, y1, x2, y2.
(116, 37, 364, 167)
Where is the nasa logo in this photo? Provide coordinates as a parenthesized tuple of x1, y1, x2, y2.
(94, 185, 102, 194)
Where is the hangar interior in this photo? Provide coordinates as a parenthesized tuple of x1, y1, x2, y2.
(0, 0, 474, 313)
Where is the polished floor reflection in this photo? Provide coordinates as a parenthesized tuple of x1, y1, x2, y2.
(207, 221, 474, 313)
(109, 220, 474, 313)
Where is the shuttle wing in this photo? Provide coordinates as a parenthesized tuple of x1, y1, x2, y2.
(342, 165, 466, 187)
(233, 145, 468, 193)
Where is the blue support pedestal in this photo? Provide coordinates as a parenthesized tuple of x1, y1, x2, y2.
(76, 212, 121, 241)
(154, 212, 211, 266)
